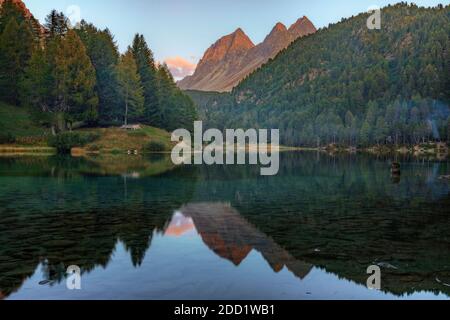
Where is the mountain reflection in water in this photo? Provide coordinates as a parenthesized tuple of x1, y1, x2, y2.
(0, 153, 449, 300)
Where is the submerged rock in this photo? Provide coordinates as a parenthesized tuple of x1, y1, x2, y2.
(38, 280, 51, 285)
(376, 262, 399, 270)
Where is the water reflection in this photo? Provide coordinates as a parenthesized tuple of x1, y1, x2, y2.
(0, 153, 449, 299)
(181, 203, 312, 279)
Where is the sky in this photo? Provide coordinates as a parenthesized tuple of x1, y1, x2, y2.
(23, 0, 448, 79)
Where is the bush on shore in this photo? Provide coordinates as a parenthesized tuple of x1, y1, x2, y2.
(48, 132, 100, 154)
(0, 133, 15, 144)
(144, 141, 167, 153)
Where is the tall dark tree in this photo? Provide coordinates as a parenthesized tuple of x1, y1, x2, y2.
(44, 9, 68, 40)
(77, 21, 122, 124)
(20, 18, 98, 132)
(117, 49, 144, 125)
(131, 34, 161, 126)
(20, 46, 53, 112)
(0, 18, 33, 104)
(157, 63, 197, 131)
(53, 29, 98, 129)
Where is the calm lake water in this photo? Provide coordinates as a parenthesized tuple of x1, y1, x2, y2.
(0, 152, 449, 300)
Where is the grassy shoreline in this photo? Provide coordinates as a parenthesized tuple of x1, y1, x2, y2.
(1, 142, 448, 157)
(0, 145, 55, 154)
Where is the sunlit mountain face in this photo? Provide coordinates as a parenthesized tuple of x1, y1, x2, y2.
(0, 153, 449, 299)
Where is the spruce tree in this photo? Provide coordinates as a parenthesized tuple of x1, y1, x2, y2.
(131, 34, 161, 126)
(0, 18, 33, 104)
(117, 49, 144, 125)
(20, 47, 53, 111)
(77, 22, 122, 124)
(156, 63, 197, 131)
(53, 29, 98, 129)
(45, 10, 68, 40)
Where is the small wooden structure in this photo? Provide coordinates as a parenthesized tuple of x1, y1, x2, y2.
(121, 124, 142, 131)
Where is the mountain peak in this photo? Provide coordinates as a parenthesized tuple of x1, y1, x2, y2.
(179, 16, 317, 92)
(233, 27, 245, 35)
(273, 22, 288, 32)
(288, 15, 317, 37)
(196, 27, 254, 68)
(262, 22, 290, 47)
(229, 28, 255, 50)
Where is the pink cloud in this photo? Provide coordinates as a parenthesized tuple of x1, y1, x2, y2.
(164, 56, 197, 80)
(165, 213, 196, 237)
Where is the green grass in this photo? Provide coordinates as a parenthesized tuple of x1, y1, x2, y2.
(0, 102, 49, 138)
(79, 125, 173, 154)
(0, 103, 173, 154)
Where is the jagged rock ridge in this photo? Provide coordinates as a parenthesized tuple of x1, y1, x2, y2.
(178, 16, 316, 92)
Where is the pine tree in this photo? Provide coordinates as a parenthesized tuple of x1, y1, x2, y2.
(0, 18, 33, 104)
(117, 49, 144, 125)
(156, 63, 197, 131)
(77, 22, 121, 124)
(374, 116, 389, 144)
(45, 10, 68, 40)
(360, 121, 372, 146)
(53, 29, 98, 129)
(131, 34, 160, 126)
(20, 47, 53, 111)
(156, 63, 174, 127)
(345, 110, 357, 145)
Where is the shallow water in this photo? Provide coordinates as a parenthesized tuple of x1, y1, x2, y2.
(0, 153, 449, 300)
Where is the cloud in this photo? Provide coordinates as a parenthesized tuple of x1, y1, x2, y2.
(164, 212, 196, 237)
(164, 56, 197, 81)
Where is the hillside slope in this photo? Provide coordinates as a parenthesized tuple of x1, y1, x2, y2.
(0, 102, 49, 139)
(191, 3, 450, 147)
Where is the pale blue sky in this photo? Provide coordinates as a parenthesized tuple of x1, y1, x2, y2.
(24, 0, 448, 65)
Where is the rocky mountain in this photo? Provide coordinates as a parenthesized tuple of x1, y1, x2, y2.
(0, 0, 45, 34)
(178, 16, 316, 92)
(188, 4, 450, 147)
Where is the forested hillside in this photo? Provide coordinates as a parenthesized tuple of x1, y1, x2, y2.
(0, 0, 197, 136)
(189, 3, 450, 147)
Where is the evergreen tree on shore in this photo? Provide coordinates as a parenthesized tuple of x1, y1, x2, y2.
(77, 22, 122, 124)
(0, 18, 33, 104)
(2, 7, 197, 133)
(45, 9, 68, 39)
(20, 47, 53, 112)
(131, 34, 161, 126)
(117, 49, 144, 125)
(53, 29, 98, 126)
(157, 63, 197, 131)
